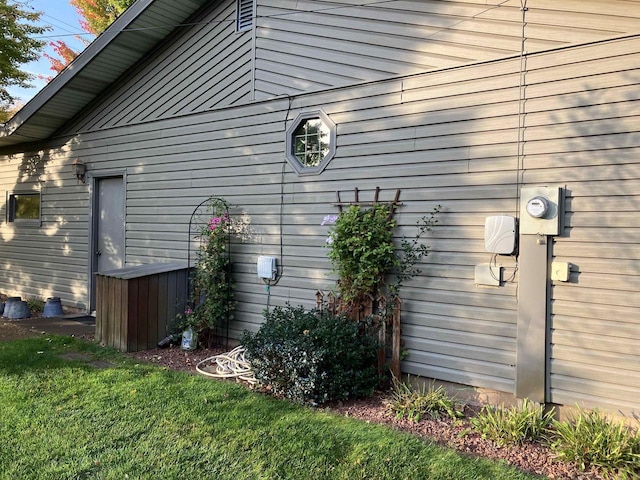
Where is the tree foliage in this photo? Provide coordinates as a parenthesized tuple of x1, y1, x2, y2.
(43, 0, 135, 76)
(41, 40, 79, 80)
(0, 100, 24, 123)
(71, 0, 135, 36)
(0, 0, 48, 106)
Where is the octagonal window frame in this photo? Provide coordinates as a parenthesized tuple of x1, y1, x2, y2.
(285, 110, 336, 176)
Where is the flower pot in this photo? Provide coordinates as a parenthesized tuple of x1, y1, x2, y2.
(3, 297, 30, 319)
(43, 297, 64, 317)
(180, 327, 198, 351)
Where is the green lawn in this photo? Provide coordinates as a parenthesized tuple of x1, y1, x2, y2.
(0, 336, 543, 480)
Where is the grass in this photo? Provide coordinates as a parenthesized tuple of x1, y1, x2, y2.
(0, 336, 542, 480)
(471, 399, 555, 447)
(384, 375, 464, 422)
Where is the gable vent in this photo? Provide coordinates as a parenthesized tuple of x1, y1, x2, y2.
(237, 0, 254, 32)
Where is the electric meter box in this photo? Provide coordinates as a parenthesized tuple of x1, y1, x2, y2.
(519, 186, 563, 235)
(484, 216, 517, 254)
(257, 256, 277, 280)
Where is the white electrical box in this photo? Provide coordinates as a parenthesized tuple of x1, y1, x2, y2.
(475, 264, 502, 286)
(551, 261, 572, 282)
(484, 215, 517, 254)
(257, 256, 277, 280)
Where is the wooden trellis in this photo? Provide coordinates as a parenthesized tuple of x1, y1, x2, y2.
(325, 187, 404, 377)
(334, 186, 402, 214)
(315, 291, 402, 379)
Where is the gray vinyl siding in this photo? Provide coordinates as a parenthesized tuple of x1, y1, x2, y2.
(253, 0, 640, 99)
(0, 8, 638, 416)
(0, 154, 89, 307)
(519, 36, 640, 413)
(66, 0, 252, 133)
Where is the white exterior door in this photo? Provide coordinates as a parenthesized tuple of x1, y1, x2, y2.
(96, 177, 125, 272)
(90, 176, 125, 310)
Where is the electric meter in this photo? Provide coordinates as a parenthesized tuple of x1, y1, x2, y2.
(526, 196, 550, 218)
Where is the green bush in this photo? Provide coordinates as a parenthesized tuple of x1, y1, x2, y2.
(384, 375, 464, 422)
(470, 399, 554, 446)
(26, 297, 44, 313)
(242, 305, 380, 405)
(549, 406, 640, 479)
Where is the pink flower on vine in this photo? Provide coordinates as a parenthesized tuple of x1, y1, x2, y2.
(208, 214, 230, 231)
(208, 217, 222, 230)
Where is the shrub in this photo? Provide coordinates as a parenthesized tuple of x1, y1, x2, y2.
(26, 297, 44, 313)
(470, 399, 554, 446)
(242, 304, 379, 405)
(549, 406, 640, 479)
(384, 375, 464, 422)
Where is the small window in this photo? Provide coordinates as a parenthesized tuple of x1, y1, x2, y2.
(237, 0, 254, 32)
(285, 110, 336, 175)
(293, 119, 331, 167)
(7, 192, 41, 224)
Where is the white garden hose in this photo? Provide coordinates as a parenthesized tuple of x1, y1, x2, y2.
(195, 345, 256, 385)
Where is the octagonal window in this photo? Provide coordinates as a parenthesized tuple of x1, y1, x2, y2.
(285, 110, 336, 175)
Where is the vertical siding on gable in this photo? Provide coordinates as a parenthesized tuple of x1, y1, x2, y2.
(66, 0, 252, 132)
(254, 0, 640, 99)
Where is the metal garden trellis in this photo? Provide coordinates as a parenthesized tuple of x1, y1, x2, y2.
(186, 196, 232, 348)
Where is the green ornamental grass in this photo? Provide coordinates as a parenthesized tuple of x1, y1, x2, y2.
(549, 406, 640, 479)
(470, 399, 554, 447)
(0, 336, 539, 480)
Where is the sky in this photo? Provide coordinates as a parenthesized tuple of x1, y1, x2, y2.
(8, 0, 95, 104)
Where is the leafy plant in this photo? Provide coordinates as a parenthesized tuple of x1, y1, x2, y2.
(384, 375, 464, 422)
(26, 297, 44, 313)
(242, 304, 380, 405)
(325, 203, 440, 313)
(185, 197, 235, 344)
(549, 406, 640, 478)
(390, 206, 440, 298)
(326, 204, 396, 309)
(470, 399, 554, 446)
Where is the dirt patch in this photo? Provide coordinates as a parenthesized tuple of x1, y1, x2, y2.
(127, 344, 225, 374)
(58, 352, 113, 369)
(0, 321, 41, 342)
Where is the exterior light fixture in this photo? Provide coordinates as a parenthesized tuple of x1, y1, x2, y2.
(72, 158, 87, 183)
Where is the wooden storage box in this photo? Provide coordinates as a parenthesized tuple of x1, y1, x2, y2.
(96, 263, 189, 352)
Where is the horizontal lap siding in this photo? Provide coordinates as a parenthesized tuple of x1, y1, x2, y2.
(66, 0, 252, 132)
(254, 0, 640, 99)
(0, 151, 90, 308)
(1, 3, 637, 410)
(45, 53, 526, 391)
(521, 36, 640, 414)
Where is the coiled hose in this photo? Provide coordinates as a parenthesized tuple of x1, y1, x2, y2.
(195, 345, 256, 385)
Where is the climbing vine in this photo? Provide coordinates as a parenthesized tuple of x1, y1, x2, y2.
(325, 203, 440, 312)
